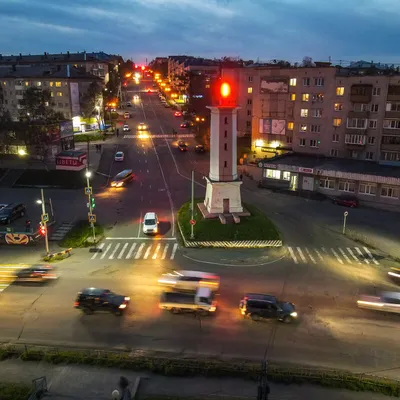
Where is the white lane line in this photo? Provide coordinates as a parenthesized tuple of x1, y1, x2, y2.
(135, 243, 145, 259)
(331, 248, 343, 264)
(90, 243, 105, 259)
(137, 212, 142, 239)
(296, 247, 307, 263)
(305, 248, 316, 264)
(355, 247, 369, 264)
(363, 247, 379, 265)
(287, 247, 298, 264)
(126, 243, 137, 259)
(170, 243, 178, 260)
(100, 244, 112, 259)
(109, 243, 121, 260)
(315, 249, 324, 262)
(144, 245, 152, 259)
(152, 244, 161, 259)
(161, 244, 169, 260)
(118, 243, 129, 259)
(338, 248, 352, 264)
(347, 248, 361, 264)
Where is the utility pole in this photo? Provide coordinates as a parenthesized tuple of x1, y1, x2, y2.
(40, 189, 50, 255)
(190, 170, 195, 239)
(86, 171, 96, 244)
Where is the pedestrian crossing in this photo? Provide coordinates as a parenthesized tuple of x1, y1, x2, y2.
(50, 222, 74, 241)
(0, 264, 28, 293)
(123, 134, 195, 139)
(90, 241, 179, 260)
(286, 246, 380, 265)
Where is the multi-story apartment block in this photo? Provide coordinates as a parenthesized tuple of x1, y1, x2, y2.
(0, 51, 121, 84)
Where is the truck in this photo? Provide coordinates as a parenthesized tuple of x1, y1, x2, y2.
(159, 287, 217, 315)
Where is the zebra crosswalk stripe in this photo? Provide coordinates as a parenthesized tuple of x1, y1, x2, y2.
(152, 244, 161, 260)
(347, 247, 361, 264)
(161, 244, 169, 260)
(338, 248, 352, 264)
(109, 243, 121, 260)
(297, 247, 307, 263)
(170, 243, 178, 260)
(363, 247, 379, 265)
(100, 244, 112, 259)
(330, 248, 343, 264)
(118, 243, 129, 259)
(91, 243, 105, 260)
(287, 247, 298, 264)
(126, 243, 137, 259)
(135, 243, 146, 259)
(305, 248, 316, 264)
(355, 247, 369, 264)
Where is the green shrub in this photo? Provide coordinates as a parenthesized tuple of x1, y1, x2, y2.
(74, 133, 108, 143)
(0, 383, 32, 400)
(59, 220, 104, 248)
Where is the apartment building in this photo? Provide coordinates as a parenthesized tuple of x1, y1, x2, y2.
(0, 51, 121, 84)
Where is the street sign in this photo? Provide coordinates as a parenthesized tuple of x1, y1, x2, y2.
(344, 211, 348, 217)
(41, 213, 49, 223)
(189, 219, 196, 226)
(88, 213, 96, 223)
(85, 187, 92, 195)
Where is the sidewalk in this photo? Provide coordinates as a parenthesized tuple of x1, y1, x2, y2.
(0, 359, 391, 400)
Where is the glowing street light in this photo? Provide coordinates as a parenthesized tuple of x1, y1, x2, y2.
(18, 149, 26, 156)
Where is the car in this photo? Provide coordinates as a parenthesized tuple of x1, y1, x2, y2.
(126, 103, 132, 107)
(158, 270, 220, 292)
(74, 288, 130, 316)
(357, 291, 400, 315)
(124, 112, 131, 119)
(195, 144, 205, 153)
(239, 293, 298, 323)
(143, 212, 159, 235)
(0, 203, 26, 225)
(180, 122, 193, 128)
(388, 267, 400, 284)
(114, 151, 124, 162)
(133, 95, 139, 100)
(15, 265, 58, 283)
(123, 124, 130, 132)
(178, 142, 188, 152)
(332, 194, 359, 208)
(174, 111, 182, 117)
(110, 169, 134, 187)
(137, 122, 148, 130)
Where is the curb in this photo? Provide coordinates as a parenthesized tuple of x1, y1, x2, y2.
(45, 248, 72, 259)
(184, 240, 283, 248)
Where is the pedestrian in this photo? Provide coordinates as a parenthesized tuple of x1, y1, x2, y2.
(116, 128, 119, 137)
(99, 144, 102, 152)
(239, 173, 243, 181)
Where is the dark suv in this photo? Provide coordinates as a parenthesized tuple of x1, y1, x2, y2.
(239, 293, 298, 323)
(74, 288, 130, 316)
(0, 203, 26, 224)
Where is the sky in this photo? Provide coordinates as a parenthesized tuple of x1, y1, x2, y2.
(0, 0, 399, 65)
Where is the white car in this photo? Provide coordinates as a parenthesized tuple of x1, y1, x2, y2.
(143, 212, 159, 235)
(158, 270, 220, 292)
(123, 124, 130, 132)
(137, 122, 147, 130)
(114, 151, 124, 162)
(357, 291, 400, 315)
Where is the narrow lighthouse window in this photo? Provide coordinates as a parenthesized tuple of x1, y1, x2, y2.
(224, 130, 228, 138)
(224, 117, 228, 124)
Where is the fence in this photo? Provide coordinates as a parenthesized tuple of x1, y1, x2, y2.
(27, 376, 48, 400)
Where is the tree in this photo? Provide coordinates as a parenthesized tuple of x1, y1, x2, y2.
(80, 81, 104, 129)
(105, 69, 120, 102)
(302, 56, 314, 67)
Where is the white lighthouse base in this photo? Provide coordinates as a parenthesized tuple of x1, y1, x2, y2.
(203, 177, 244, 214)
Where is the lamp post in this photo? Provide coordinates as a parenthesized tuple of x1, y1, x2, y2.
(36, 189, 49, 255)
(85, 170, 96, 244)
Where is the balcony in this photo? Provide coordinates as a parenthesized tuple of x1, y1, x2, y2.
(348, 110, 370, 119)
(14, 85, 23, 90)
(345, 128, 367, 135)
(387, 85, 400, 101)
(383, 128, 400, 135)
(345, 134, 366, 146)
(350, 84, 373, 103)
(381, 143, 400, 151)
(385, 111, 400, 119)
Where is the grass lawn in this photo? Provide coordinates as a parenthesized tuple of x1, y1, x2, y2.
(59, 220, 104, 248)
(177, 199, 280, 241)
(0, 382, 32, 400)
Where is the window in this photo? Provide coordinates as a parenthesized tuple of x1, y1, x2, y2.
(381, 186, 399, 198)
(383, 119, 400, 129)
(314, 78, 324, 86)
(57, 102, 63, 107)
(247, 99, 252, 105)
(373, 87, 381, 96)
(50, 82, 54, 87)
(365, 151, 374, 160)
(334, 103, 343, 111)
(289, 78, 297, 86)
(224, 130, 227, 138)
(302, 93, 309, 102)
(303, 77, 310, 86)
(333, 118, 342, 127)
(247, 110, 251, 116)
(282, 171, 291, 181)
(287, 122, 294, 130)
(299, 138, 306, 146)
(345, 134, 366, 145)
(25, 81, 29, 86)
(310, 139, 319, 148)
(347, 118, 367, 129)
(247, 87, 252, 94)
(50, 92, 54, 97)
(338, 181, 355, 192)
(367, 136, 375, 145)
(286, 136, 293, 144)
(336, 86, 345, 96)
(332, 134, 339, 142)
(353, 103, 368, 112)
(310, 124, 321, 133)
(359, 183, 376, 195)
(312, 108, 322, 118)
(56, 92, 63, 97)
(369, 120, 377, 129)
(300, 109, 308, 117)
(265, 169, 281, 179)
(300, 124, 307, 132)
(312, 93, 324, 102)
(330, 149, 338, 157)
(55, 82, 62, 87)
(370, 104, 379, 113)
(65, 102, 69, 107)
(319, 178, 335, 189)
(248, 76, 253, 83)
(290, 93, 296, 101)
(36, 81, 42, 87)
(381, 151, 400, 161)
(44, 101, 49, 106)
(224, 143, 227, 151)
(382, 136, 400, 145)
(224, 161, 227, 168)
(386, 102, 400, 111)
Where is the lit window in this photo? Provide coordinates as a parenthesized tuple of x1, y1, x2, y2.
(333, 118, 342, 127)
(36, 82, 42, 87)
(334, 103, 343, 111)
(55, 82, 62, 87)
(56, 92, 63, 97)
(336, 86, 345, 96)
(247, 87, 252, 94)
(50, 82, 54, 87)
(290, 93, 296, 101)
(50, 92, 54, 97)
(25, 81, 29, 86)
(300, 124, 307, 131)
(300, 109, 308, 117)
(302, 93, 309, 102)
(205, 84, 210, 89)
(282, 171, 291, 181)
(265, 169, 281, 179)
(289, 78, 297, 86)
(3, 82, 6, 86)
(287, 122, 294, 130)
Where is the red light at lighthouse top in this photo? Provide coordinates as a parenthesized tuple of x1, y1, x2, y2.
(216, 81, 236, 107)
(220, 82, 231, 98)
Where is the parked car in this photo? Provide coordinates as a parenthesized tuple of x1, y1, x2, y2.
(126, 103, 132, 107)
(114, 151, 124, 162)
(0, 203, 26, 225)
(110, 169, 135, 187)
(332, 194, 359, 208)
(124, 112, 131, 119)
(123, 124, 130, 132)
(195, 144, 206, 153)
(180, 122, 193, 128)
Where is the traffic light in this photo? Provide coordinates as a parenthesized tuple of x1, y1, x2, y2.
(39, 223, 46, 236)
(91, 197, 96, 209)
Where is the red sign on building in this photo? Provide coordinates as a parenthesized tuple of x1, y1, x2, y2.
(55, 151, 87, 171)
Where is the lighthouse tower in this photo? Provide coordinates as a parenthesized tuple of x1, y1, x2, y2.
(203, 81, 244, 215)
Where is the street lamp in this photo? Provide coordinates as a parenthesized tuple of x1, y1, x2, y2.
(36, 189, 50, 255)
(18, 149, 26, 156)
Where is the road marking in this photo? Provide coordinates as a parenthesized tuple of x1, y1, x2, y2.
(109, 243, 121, 259)
(287, 247, 298, 264)
(161, 244, 169, 260)
(152, 243, 161, 259)
(144, 245, 152, 259)
(91, 243, 105, 259)
(117, 243, 129, 259)
(331, 248, 343, 264)
(170, 243, 178, 260)
(296, 247, 307, 263)
(126, 243, 137, 259)
(100, 244, 112, 259)
(305, 247, 316, 264)
(363, 247, 379, 265)
(105, 237, 177, 241)
(314, 249, 324, 261)
(347, 247, 361, 264)
(135, 243, 145, 259)
(338, 247, 352, 264)
(355, 247, 369, 264)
